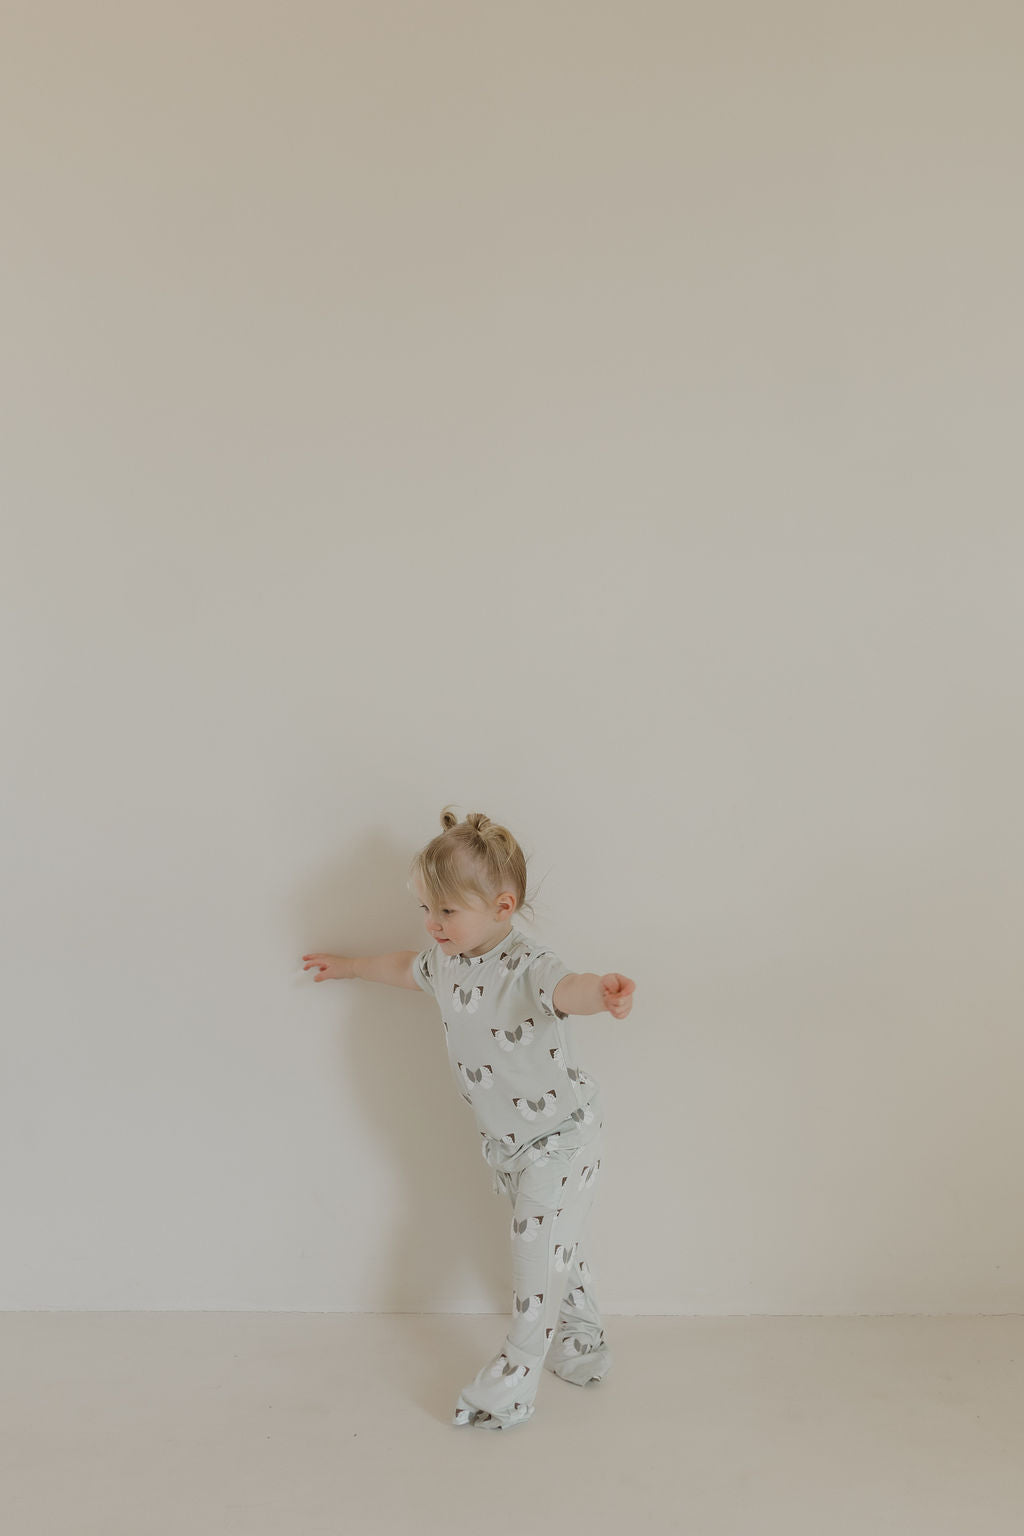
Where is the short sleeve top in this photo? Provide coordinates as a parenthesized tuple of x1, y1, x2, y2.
(413, 925, 602, 1172)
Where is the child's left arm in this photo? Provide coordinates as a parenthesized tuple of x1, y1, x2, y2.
(553, 972, 635, 1019)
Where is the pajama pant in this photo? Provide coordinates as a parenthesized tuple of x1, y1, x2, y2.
(453, 1129, 610, 1431)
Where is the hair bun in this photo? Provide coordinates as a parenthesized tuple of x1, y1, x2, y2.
(414, 807, 533, 925)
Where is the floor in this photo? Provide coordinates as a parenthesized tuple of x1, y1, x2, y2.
(3, 1313, 1022, 1535)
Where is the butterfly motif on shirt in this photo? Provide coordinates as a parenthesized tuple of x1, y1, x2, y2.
(491, 1019, 535, 1051)
(538, 987, 568, 1021)
(451, 984, 484, 1013)
(513, 1090, 558, 1121)
(489, 1353, 531, 1383)
(513, 1291, 544, 1322)
(578, 1160, 600, 1189)
(563, 1285, 586, 1309)
(567, 1066, 593, 1088)
(512, 1215, 545, 1243)
(524, 1133, 563, 1161)
(499, 948, 530, 976)
(457, 1062, 494, 1092)
(569, 1105, 595, 1126)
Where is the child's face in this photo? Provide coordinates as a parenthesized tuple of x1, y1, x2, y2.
(414, 881, 514, 958)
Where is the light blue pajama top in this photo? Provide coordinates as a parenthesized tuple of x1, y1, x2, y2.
(413, 925, 603, 1182)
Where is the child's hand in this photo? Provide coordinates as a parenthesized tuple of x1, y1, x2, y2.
(302, 953, 354, 982)
(600, 973, 635, 1019)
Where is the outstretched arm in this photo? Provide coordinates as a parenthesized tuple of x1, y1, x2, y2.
(553, 972, 635, 1019)
(302, 950, 422, 990)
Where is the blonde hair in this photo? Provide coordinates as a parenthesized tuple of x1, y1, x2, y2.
(409, 806, 535, 923)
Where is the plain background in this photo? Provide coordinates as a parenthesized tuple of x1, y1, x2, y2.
(2, 1, 1022, 1317)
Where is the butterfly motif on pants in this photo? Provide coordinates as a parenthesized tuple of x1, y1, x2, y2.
(564, 1285, 586, 1309)
(451, 984, 484, 1013)
(513, 1291, 544, 1321)
(514, 1090, 558, 1121)
(491, 1019, 535, 1051)
(489, 1353, 531, 1382)
(554, 1241, 578, 1271)
(454, 1407, 507, 1427)
(512, 1215, 544, 1243)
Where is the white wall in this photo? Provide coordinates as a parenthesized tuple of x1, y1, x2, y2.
(2, 2, 1022, 1314)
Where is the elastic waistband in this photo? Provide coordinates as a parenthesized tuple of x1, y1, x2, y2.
(482, 1105, 604, 1185)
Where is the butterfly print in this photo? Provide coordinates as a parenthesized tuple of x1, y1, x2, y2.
(499, 947, 528, 975)
(489, 1353, 531, 1383)
(514, 1090, 558, 1121)
(524, 1133, 562, 1161)
(578, 1160, 600, 1189)
(538, 987, 568, 1021)
(454, 1407, 505, 1428)
(451, 984, 484, 1013)
(567, 1066, 593, 1088)
(513, 1291, 544, 1322)
(512, 1215, 544, 1243)
(457, 1062, 494, 1092)
(564, 1285, 586, 1309)
(491, 1019, 535, 1051)
(570, 1105, 595, 1126)
(554, 1241, 578, 1271)
(549, 1047, 564, 1066)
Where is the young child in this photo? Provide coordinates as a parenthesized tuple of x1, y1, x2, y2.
(302, 806, 635, 1431)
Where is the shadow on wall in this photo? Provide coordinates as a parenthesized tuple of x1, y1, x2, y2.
(292, 823, 512, 1312)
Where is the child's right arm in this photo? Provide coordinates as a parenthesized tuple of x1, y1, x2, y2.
(301, 950, 421, 990)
